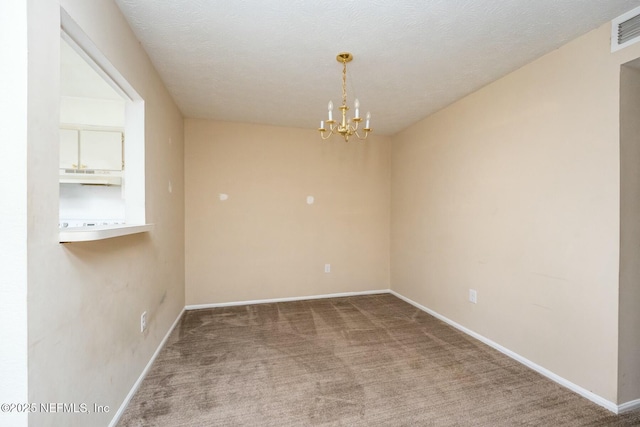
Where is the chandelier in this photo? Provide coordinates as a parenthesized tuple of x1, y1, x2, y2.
(318, 52, 372, 142)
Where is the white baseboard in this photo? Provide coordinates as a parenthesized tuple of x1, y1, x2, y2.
(619, 398, 640, 414)
(185, 289, 391, 310)
(108, 307, 185, 427)
(388, 290, 622, 414)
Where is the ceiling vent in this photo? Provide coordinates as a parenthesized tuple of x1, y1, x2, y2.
(612, 6, 640, 52)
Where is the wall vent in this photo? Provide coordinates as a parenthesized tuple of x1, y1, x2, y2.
(612, 6, 640, 52)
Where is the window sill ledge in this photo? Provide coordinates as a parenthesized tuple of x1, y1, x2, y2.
(59, 223, 153, 243)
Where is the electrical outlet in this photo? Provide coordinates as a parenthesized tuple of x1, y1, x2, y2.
(140, 311, 147, 332)
(324, 264, 331, 273)
(469, 289, 478, 304)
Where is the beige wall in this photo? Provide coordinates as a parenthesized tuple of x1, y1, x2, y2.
(391, 23, 640, 403)
(26, 1, 185, 426)
(185, 120, 390, 305)
(619, 63, 640, 403)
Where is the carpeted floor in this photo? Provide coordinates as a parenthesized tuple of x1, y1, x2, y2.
(118, 294, 640, 426)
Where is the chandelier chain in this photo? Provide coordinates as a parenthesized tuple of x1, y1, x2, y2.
(342, 60, 347, 107)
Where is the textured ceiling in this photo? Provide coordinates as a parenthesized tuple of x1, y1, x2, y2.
(115, 0, 640, 135)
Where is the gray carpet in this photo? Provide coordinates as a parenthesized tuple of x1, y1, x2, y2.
(118, 294, 640, 426)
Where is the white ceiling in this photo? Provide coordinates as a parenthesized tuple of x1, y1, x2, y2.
(114, 0, 640, 135)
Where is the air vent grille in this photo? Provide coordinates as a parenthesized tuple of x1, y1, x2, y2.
(612, 6, 640, 52)
(619, 14, 640, 45)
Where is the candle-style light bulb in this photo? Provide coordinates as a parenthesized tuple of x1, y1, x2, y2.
(328, 101, 333, 121)
(365, 111, 371, 129)
(320, 120, 325, 130)
(354, 98, 360, 119)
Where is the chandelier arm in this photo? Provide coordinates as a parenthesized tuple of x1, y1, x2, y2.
(320, 127, 334, 140)
(353, 128, 370, 140)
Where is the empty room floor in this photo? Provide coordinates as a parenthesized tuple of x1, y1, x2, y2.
(118, 294, 640, 426)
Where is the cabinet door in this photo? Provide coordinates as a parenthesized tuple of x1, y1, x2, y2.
(60, 129, 79, 169)
(80, 130, 123, 171)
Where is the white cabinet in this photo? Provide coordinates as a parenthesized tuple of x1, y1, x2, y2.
(60, 129, 79, 169)
(81, 130, 123, 171)
(60, 128, 123, 171)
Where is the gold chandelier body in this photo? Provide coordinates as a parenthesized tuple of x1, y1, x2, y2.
(319, 53, 372, 142)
